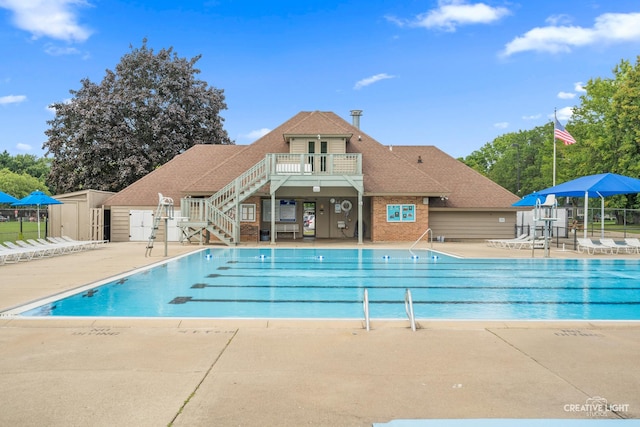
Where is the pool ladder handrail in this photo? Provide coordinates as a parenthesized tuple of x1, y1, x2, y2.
(404, 288, 417, 332)
(363, 289, 370, 331)
(410, 228, 433, 256)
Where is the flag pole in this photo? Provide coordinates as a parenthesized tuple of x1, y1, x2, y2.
(552, 109, 557, 186)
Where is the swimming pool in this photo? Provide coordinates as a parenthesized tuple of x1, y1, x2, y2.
(15, 248, 640, 320)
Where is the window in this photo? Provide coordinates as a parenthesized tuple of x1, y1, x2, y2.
(386, 204, 415, 222)
(240, 204, 256, 222)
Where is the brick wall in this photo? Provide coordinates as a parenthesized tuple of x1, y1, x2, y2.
(239, 196, 261, 242)
(371, 196, 429, 242)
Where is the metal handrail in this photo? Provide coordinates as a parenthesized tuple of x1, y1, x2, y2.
(410, 227, 433, 255)
(363, 289, 370, 331)
(404, 289, 416, 332)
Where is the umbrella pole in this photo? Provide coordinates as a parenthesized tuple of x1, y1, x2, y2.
(600, 195, 605, 239)
(583, 192, 588, 239)
(37, 205, 41, 239)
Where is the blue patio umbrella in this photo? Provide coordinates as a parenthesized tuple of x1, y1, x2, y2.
(512, 192, 546, 207)
(0, 190, 18, 204)
(11, 190, 62, 238)
(536, 173, 640, 238)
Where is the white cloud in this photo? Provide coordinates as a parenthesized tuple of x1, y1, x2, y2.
(354, 73, 396, 90)
(384, 15, 405, 27)
(389, 0, 510, 32)
(545, 14, 572, 26)
(574, 82, 587, 92)
(493, 122, 509, 129)
(557, 91, 575, 99)
(241, 128, 271, 140)
(522, 114, 541, 120)
(0, 94, 26, 105)
(44, 44, 81, 56)
(16, 143, 32, 151)
(502, 12, 640, 56)
(0, 0, 92, 42)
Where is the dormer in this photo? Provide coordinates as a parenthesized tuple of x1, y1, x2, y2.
(284, 133, 352, 155)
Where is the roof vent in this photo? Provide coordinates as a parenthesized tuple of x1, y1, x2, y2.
(350, 110, 363, 129)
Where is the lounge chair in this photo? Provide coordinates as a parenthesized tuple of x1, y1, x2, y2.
(60, 235, 107, 249)
(14, 240, 55, 258)
(504, 234, 544, 250)
(50, 236, 96, 250)
(623, 238, 640, 254)
(486, 233, 529, 248)
(44, 237, 85, 253)
(577, 238, 611, 255)
(26, 239, 66, 256)
(599, 238, 635, 254)
(0, 244, 24, 264)
(1, 242, 36, 261)
(519, 237, 546, 250)
(4, 241, 47, 259)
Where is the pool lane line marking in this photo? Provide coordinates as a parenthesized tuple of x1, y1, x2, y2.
(195, 282, 640, 290)
(170, 297, 640, 306)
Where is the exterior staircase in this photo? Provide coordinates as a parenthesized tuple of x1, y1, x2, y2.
(178, 152, 362, 246)
(179, 157, 269, 245)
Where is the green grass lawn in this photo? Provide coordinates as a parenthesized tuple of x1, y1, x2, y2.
(591, 222, 640, 234)
(0, 220, 46, 243)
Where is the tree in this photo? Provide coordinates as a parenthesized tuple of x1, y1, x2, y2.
(44, 39, 232, 193)
(463, 56, 640, 207)
(569, 60, 627, 178)
(569, 57, 640, 208)
(0, 168, 50, 199)
(0, 151, 51, 182)
(463, 124, 555, 196)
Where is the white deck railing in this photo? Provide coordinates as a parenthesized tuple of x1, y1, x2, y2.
(268, 153, 361, 176)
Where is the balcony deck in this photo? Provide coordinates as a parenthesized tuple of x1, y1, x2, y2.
(268, 153, 361, 176)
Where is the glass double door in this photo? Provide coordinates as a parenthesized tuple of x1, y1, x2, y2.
(303, 202, 316, 237)
(308, 141, 327, 172)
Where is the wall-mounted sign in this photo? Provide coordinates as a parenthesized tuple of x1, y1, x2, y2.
(262, 199, 297, 222)
(387, 204, 415, 222)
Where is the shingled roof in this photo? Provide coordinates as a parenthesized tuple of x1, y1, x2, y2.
(103, 144, 244, 207)
(103, 111, 517, 209)
(390, 146, 520, 208)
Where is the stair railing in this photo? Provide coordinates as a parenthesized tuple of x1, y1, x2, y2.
(191, 156, 269, 244)
(209, 157, 269, 212)
(409, 227, 433, 256)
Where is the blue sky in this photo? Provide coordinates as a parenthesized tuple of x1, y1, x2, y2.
(1, 1, 640, 160)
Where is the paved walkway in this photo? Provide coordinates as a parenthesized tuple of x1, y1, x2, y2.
(1, 242, 638, 426)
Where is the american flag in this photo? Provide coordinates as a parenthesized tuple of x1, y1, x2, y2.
(554, 118, 576, 145)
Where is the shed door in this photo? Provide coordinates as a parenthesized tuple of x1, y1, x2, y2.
(129, 210, 153, 241)
(60, 203, 79, 240)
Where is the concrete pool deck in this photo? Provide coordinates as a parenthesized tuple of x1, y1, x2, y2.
(1, 241, 639, 426)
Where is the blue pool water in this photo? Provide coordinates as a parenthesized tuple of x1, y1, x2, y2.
(18, 248, 640, 320)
